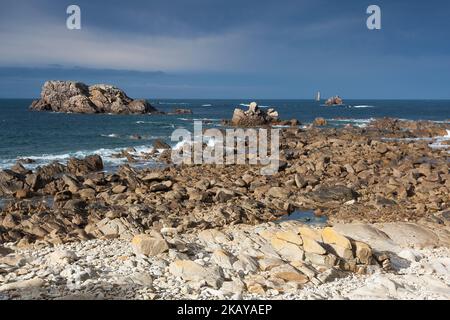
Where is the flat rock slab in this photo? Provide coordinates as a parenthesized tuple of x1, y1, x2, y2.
(332, 222, 449, 252)
(0, 277, 44, 292)
(308, 185, 356, 203)
(331, 223, 397, 253)
(375, 223, 441, 249)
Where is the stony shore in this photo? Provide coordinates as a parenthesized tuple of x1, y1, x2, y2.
(0, 116, 449, 300)
(1, 221, 449, 300)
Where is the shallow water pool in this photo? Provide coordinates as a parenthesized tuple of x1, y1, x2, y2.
(277, 210, 328, 226)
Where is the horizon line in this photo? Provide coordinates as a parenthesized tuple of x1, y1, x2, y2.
(1, 97, 450, 101)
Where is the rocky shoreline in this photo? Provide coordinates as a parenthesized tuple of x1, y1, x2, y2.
(1, 220, 449, 300)
(0, 116, 449, 300)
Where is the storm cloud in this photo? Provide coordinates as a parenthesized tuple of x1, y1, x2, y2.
(0, 0, 449, 98)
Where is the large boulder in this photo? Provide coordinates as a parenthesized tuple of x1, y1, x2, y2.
(308, 185, 357, 203)
(169, 260, 223, 288)
(34, 162, 66, 189)
(0, 170, 25, 196)
(67, 155, 104, 176)
(313, 117, 328, 126)
(131, 233, 169, 257)
(30, 81, 159, 114)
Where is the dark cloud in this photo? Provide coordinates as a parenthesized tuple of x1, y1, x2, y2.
(0, 0, 449, 98)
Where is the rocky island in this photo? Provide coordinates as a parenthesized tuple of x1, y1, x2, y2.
(325, 96, 344, 106)
(30, 81, 160, 115)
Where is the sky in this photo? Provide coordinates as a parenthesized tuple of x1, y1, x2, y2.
(0, 0, 449, 99)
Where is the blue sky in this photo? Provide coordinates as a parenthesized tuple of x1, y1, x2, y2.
(0, 0, 449, 99)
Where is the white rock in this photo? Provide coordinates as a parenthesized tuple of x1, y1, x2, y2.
(169, 260, 223, 289)
(211, 250, 234, 269)
(0, 277, 44, 292)
(46, 250, 77, 266)
(398, 249, 424, 263)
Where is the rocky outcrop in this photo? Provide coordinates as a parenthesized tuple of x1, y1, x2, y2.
(226, 102, 299, 127)
(67, 155, 104, 176)
(325, 96, 344, 106)
(0, 155, 103, 198)
(230, 102, 280, 126)
(313, 117, 328, 126)
(30, 81, 159, 114)
(0, 170, 25, 196)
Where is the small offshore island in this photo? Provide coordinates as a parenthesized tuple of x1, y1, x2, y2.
(30, 81, 160, 115)
(0, 82, 449, 300)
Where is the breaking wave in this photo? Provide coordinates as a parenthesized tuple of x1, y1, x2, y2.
(350, 105, 376, 108)
(0, 145, 161, 171)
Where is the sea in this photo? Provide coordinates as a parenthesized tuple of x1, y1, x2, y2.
(0, 99, 449, 171)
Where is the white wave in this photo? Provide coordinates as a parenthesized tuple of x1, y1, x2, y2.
(430, 129, 450, 150)
(382, 137, 433, 142)
(136, 121, 175, 129)
(178, 118, 220, 122)
(202, 104, 213, 107)
(193, 118, 221, 122)
(381, 129, 450, 151)
(326, 118, 374, 128)
(350, 105, 376, 108)
(333, 118, 373, 123)
(173, 140, 192, 150)
(272, 125, 292, 128)
(158, 102, 190, 105)
(171, 134, 219, 151)
(101, 133, 119, 138)
(430, 120, 450, 124)
(328, 118, 374, 124)
(0, 145, 158, 170)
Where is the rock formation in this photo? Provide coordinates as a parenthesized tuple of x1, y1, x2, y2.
(313, 117, 328, 126)
(30, 81, 159, 114)
(230, 102, 280, 126)
(325, 96, 344, 106)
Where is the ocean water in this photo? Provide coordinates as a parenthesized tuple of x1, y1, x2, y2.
(0, 99, 449, 170)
